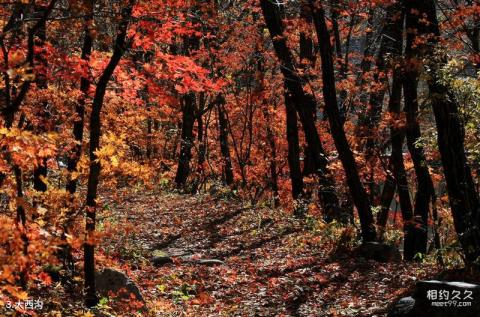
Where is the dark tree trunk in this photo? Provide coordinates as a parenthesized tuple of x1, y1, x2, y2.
(405, 0, 480, 265)
(84, 1, 134, 307)
(192, 93, 206, 192)
(33, 165, 47, 192)
(388, 65, 415, 260)
(260, 0, 341, 221)
(0, 2, 56, 192)
(59, 0, 95, 276)
(1, 1, 56, 128)
(175, 93, 196, 187)
(377, 174, 396, 233)
(329, 0, 343, 60)
(366, 1, 402, 121)
(217, 96, 234, 186)
(147, 116, 153, 159)
(402, 6, 435, 257)
(14, 166, 29, 288)
(66, 0, 94, 195)
(299, 1, 317, 177)
(357, 6, 375, 95)
(285, 87, 304, 200)
(174, 34, 200, 188)
(309, 0, 376, 241)
(262, 107, 280, 207)
(356, 2, 403, 201)
(373, 6, 416, 259)
(337, 14, 356, 121)
(197, 94, 206, 168)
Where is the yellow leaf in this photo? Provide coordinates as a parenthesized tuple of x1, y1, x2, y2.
(16, 291, 29, 301)
(110, 155, 119, 167)
(70, 171, 80, 180)
(37, 206, 47, 216)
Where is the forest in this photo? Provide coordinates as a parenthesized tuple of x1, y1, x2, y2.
(0, 0, 480, 316)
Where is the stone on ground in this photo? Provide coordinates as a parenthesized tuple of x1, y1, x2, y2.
(95, 268, 144, 302)
(389, 280, 480, 317)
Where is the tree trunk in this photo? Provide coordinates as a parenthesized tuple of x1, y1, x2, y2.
(285, 86, 304, 200)
(262, 106, 280, 207)
(402, 4, 435, 257)
(175, 93, 196, 187)
(66, 0, 94, 195)
(405, 0, 480, 265)
(356, 2, 403, 201)
(1, 1, 56, 128)
(329, 0, 342, 60)
(84, 1, 134, 307)
(260, 0, 341, 221)
(174, 34, 200, 188)
(388, 65, 415, 260)
(309, 0, 376, 241)
(197, 94, 206, 168)
(299, 1, 317, 177)
(217, 95, 234, 186)
(377, 174, 396, 234)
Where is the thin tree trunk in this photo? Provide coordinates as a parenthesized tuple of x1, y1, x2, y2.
(329, 0, 342, 61)
(310, 0, 376, 241)
(14, 166, 29, 288)
(357, 6, 376, 98)
(356, 2, 403, 202)
(299, 1, 317, 177)
(403, 9, 435, 257)
(285, 85, 304, 200)
(356, 2, 402, 138)
(84, 1, 134, 307)
(197, 94, 206, 168)
(262, 106, 280, 207)
(388, 65, 415, 260)
(377, 174, 396, 234)
(66, 0, 94, 195)
(60, 0, 95, 276)
(1, 0, 56, 128)
(147, 116, 152, 159)
(217, 95, 234, 186)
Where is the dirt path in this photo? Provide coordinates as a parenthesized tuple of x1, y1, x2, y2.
(97, 190, 439, 317)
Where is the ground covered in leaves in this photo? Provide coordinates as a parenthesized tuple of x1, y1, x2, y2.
(38, 189, 445, 316)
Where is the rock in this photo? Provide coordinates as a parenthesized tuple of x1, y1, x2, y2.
(196, 259, 224, 266)
(151, 250, 173, 266)
(388, 297, 415, 317)
(152, 256, 173, 266)
(95, 268, 144, 302)
(356, 242, 401, 262)
(388, 280, 480, 317)
(43, 264, 62, 282)
(151, 249, 194, 266)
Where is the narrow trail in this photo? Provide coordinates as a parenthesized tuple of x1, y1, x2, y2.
(98, 190, 439, 316)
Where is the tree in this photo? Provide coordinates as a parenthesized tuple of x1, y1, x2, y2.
(260, 0, 342, 221)
(309, 0, 376, 241)
(404, 0, 480, 266)
(84, 0, 135, 306)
